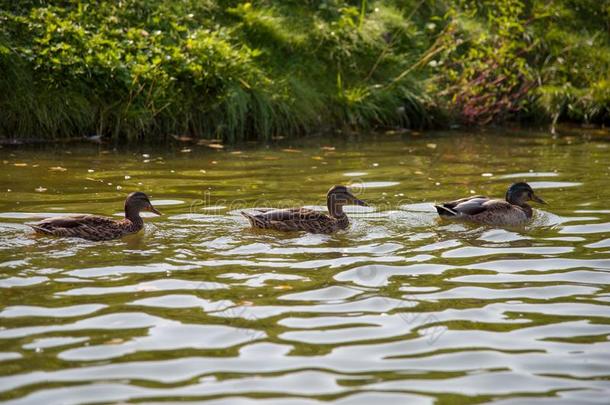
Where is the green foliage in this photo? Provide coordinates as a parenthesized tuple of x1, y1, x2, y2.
(0, 0, 608, 141)
(431, 0, 610, 126)
(532, 0, 610, 126)
(430, 0, 534, 124)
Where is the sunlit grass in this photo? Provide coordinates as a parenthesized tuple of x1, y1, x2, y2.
(0, 0, 608, 142)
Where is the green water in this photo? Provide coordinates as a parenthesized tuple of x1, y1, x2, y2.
(1, 129, 610, 404)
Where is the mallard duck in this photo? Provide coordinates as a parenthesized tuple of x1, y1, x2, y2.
(28, 192, 162, 241)
(241, 185, 367, 233)
(434, 182, 546, 226)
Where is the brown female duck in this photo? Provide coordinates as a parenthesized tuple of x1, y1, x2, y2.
(435, 182, 546, 226)
(28, 192, 162, 241)
(241, 185, 367, 233)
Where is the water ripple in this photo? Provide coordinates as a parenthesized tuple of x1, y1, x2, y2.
(1, 131, 610, 403)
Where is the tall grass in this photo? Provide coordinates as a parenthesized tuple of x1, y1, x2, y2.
(0, 0, 608, 142)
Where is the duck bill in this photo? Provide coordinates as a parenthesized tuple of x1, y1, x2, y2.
(349, 194, 368, 206)
(532, 194, 546, 204)
(147, 205, 163, 215)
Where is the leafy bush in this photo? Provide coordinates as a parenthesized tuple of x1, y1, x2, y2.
(0, 0, 608, 141)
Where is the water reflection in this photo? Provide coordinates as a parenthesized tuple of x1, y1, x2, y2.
(1, 129, 610, 403)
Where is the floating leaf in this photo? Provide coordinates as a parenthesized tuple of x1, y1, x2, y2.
(35, 187, 47, 192)
(172, 135, 194, 142)
(49, 166, 67, 172)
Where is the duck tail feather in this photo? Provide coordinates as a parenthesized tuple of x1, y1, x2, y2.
(240, 211, 256, 225)
(27, 224, 52, 234)
(435, 205, 457, 217)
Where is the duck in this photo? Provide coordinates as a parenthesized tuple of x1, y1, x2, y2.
(241, 185, 367, 233)
(434, 182, 546, 226)
(28, 191, 162, 241)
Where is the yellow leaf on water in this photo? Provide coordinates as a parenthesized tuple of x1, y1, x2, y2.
(172, 135, 194, 142)
(426, 143, 437, 149)
(35, 187, 47, 192)
(321, 146, 335, 151)
(199, 141, 224, 149)
(14, 163, 27, 167)
(274, 285, 293, 290)
(312, 156, 323, 161)
(281, 148, 301, 153)
(104, 338, 124, 345)
(49, 166, 67, 172)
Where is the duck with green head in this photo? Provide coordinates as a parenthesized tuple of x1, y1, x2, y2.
(241, 185, 367, 233)
(28, 191, 162, 241)
(435, 182, 546, 226)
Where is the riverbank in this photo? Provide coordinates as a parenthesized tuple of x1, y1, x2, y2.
(1, 1, 609, 142)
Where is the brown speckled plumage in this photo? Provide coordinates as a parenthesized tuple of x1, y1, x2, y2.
(435, 182, 546, 227)
(241, 185, 366, 234)
(28, 192, 161, 241)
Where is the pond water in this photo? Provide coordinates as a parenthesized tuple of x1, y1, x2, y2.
(1, 128, 610, 404)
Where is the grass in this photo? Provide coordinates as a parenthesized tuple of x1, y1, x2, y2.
(0, 0, 608, 142)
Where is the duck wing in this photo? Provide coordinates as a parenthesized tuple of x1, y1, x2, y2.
(435, 196, 488, 216)
(436, 195, 517, 218)
(254, 208, 325, 221)
(241, 208, 335, 232)
(29, 215, 124, 240)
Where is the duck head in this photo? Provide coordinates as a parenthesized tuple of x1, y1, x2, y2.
(326, 185, 367, 216)
(125, 192, 162, 216)
(505, 182, 546, 206)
